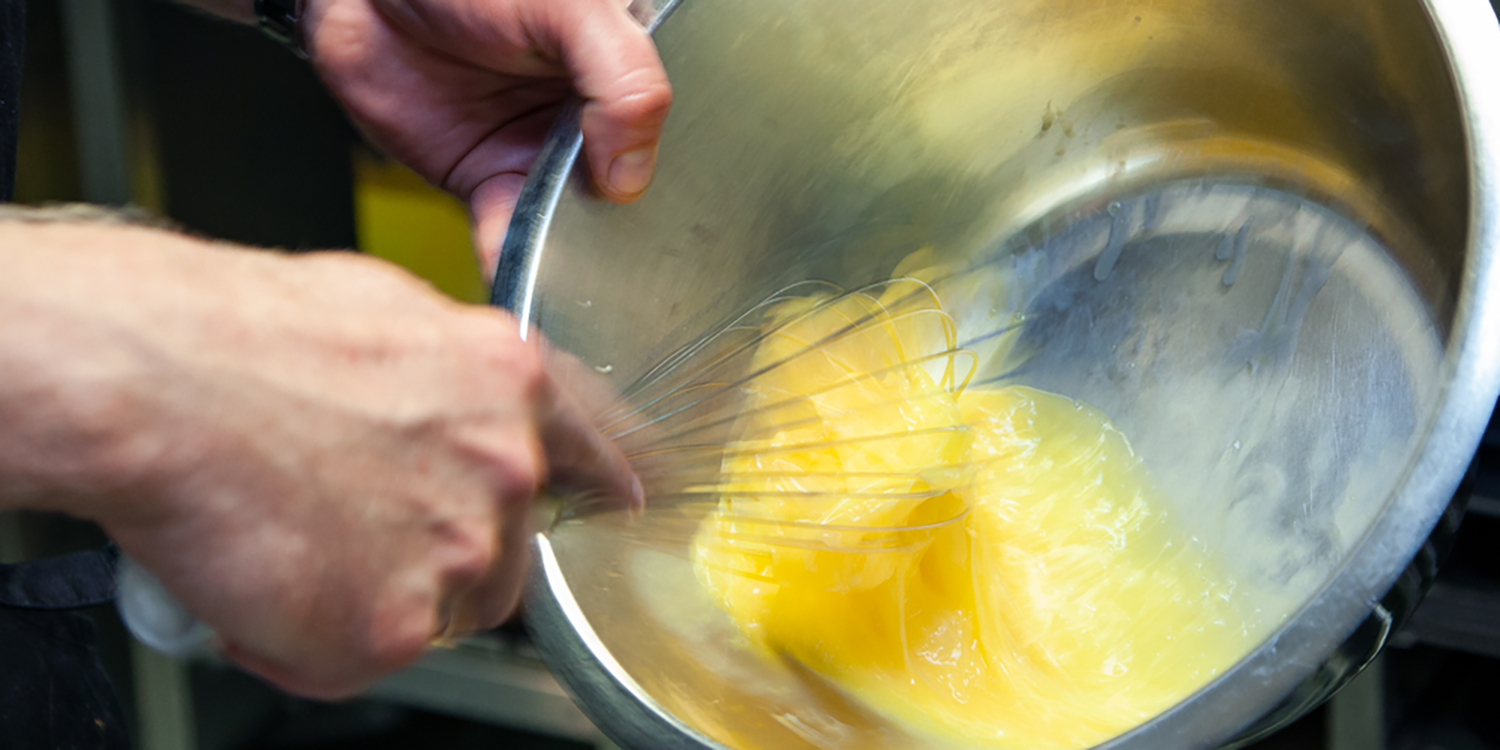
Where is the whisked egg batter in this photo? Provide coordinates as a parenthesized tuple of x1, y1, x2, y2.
(691, 254, 1264, 749)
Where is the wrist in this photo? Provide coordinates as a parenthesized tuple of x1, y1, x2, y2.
(0, 223, 209, 522)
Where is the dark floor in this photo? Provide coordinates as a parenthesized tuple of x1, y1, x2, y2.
(225, 705, 591, 750)
(190, 663, 593, 750)
(201, 654, 1500, 750)
(1381, 646, 1500, 750)
(204, 692, 1327, 750)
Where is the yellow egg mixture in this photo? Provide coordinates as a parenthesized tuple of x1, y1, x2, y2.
(691, 256, 1263, 748)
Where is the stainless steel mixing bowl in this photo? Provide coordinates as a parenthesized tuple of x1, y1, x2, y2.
(492, 0, 1500, 747)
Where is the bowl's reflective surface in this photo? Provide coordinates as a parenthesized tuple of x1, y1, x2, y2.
(497, 0, 1500, 747)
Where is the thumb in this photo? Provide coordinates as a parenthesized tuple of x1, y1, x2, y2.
(542, 0, 673, 203)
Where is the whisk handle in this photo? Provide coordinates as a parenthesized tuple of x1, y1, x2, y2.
(116, 555, 214, 657)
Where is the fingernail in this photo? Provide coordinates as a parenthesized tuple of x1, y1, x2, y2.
(630, 475, 646, 510)
(608, 146, 656, 197)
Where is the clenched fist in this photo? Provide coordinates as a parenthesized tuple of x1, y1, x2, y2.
(0, 220, 639, 698)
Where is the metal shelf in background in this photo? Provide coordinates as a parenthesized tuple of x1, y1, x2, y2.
(168, 637, 615, 750)
(1393, 493, 1500, 659)
(1392, 576, 1500, 660)
(366, 638, 616, 749)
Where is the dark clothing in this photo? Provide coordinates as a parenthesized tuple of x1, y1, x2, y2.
(0, 0, 21, 200)
(0, 608, 132, 749)
(0, 545, 121, 610)
(0, 547, 132, 750)
(1, 4, 132, 747)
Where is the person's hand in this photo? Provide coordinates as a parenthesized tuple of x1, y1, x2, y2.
(303, 0, 673, 275)
(0, 222, 640, 698)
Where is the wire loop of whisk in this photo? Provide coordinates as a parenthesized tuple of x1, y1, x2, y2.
(625, 424, 972, 462)
(563, 272, 1028, 558)
(584, 504, 975, 556)
(605, 316, 978, 444)
(601, 278, 960, 429)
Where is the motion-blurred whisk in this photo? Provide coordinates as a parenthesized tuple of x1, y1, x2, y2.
(564, 276, 991, 557)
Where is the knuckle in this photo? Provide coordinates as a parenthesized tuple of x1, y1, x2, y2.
(463, 312, 532, 360)
(610, 77, 674, 129)
(445, 524, 498, 584)
(492, 444, 545, 500)
(471, 323, 550, 405)
(513, 349, 551, 404)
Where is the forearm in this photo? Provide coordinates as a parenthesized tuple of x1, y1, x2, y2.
(0, 215, 225, 520)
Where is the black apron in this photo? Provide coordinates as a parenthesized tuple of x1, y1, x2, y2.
(1, 0, 21, 202)
(2, 1, 132, 746)
(0, 545, 133, 749)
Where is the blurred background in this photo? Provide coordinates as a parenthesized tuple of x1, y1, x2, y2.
(5, 1, 1500, 749)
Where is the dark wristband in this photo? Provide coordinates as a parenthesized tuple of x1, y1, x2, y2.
(254, 0, 308, 59)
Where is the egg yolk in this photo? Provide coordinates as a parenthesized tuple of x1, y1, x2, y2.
(691, 261, 1261, 748)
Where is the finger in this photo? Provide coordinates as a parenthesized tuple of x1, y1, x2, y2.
(455, 96, 561, 279)
(543, 0, 673, 202)
(537, 369, 643, 511)
(543, 392, 643, 510)
(469, 172, 529, 283)
(542, 346, 628, 422)
(541, 346, 659, 458)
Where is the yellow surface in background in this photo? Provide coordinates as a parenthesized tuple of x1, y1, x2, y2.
(352, 149, 487, 304)
(692, 260, 1263, 748)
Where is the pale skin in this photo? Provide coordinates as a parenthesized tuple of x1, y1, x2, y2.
(0, 0, 670, 699)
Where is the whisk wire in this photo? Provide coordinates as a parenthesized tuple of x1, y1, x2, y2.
(569, 272, 1024, 560)
(625, 424, 972, 462)
(601, 278, 958, 431)
(606, 347, 979, 445)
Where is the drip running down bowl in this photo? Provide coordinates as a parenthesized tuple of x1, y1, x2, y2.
(492, 0, 1500, 747)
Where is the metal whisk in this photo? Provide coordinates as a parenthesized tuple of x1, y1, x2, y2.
(562, 275, 997, 558)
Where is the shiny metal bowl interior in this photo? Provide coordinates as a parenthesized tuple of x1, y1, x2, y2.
(494, 0, 1500, 747)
